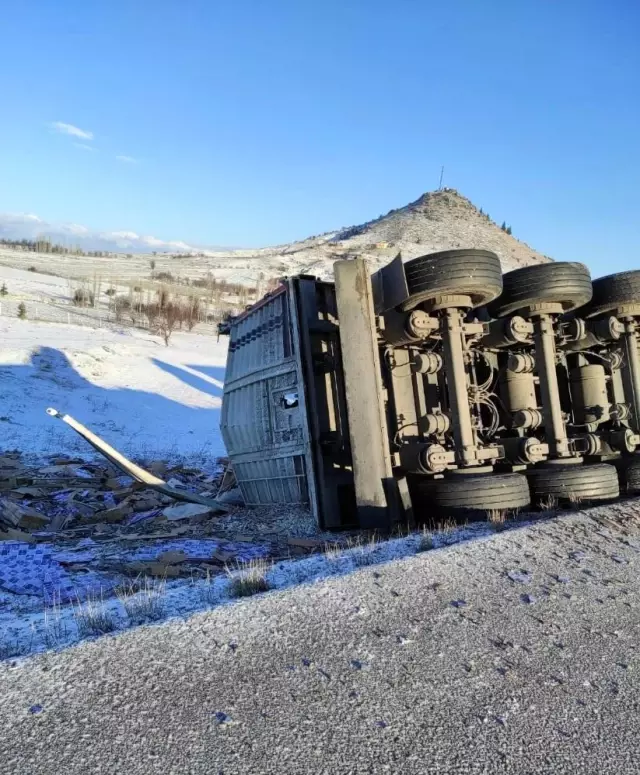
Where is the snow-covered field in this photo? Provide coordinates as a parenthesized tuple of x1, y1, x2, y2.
(0, 318, 227, 462)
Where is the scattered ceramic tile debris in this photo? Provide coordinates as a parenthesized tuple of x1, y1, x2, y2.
(119, 539, 267, 564)
(125, 509, 162, 526)
(507, 569, 531, 584)
(0, 453, 273, 601)
(611, 554, 629, 564)
(0, 541, 117, 603)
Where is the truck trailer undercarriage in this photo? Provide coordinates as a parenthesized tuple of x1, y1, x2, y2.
(221, 250, 640, 531)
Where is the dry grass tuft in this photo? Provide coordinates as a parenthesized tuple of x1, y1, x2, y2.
(199, 568, 221, 605)
(323, 541, 344, 561)
(488, 509, 512, 531)
(117, 577, 166, 624)
(568, 492, 584, 510)
(538, 494, 559, 511)
(73, 593, 117, 637)
(42, 594, 69, 649)
(437, 517, 458, 534)
(227, 558, 271, 598)
(349, 534, 381, 567)
(417, 528, 435, 552)
(0, 633, 33, 660)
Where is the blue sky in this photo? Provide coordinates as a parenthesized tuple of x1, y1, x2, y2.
(0, 0, 638, 274)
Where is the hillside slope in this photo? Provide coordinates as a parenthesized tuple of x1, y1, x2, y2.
(227, 188, 552, 283)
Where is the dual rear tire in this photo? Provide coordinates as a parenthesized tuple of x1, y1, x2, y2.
(410, 463, 620, 520)
(489, 262, 593, 318)
(401, 249, 503, 311)
(526, 463, 619, 506)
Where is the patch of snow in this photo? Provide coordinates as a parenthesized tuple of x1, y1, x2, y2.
(0, 318, 228, 463)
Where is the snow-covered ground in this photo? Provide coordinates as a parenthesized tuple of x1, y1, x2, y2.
(0, 318, 228, 462)
(0, 264, 72, 304)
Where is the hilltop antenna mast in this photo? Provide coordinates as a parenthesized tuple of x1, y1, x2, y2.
(438, 166, 444, 191)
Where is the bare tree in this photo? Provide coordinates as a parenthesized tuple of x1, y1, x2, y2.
(155, 302, 182, 346)
(183, 296, 201, 331)
(157, 286, 170, 310)
(142, 301, 159, 330)
(113, 295, 131, 322)
(91, 273, 102, 308)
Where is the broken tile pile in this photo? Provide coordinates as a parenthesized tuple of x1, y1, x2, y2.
(0, 453, 325, 604)
(0, 454, 223, 541)
(0, 454, 257, 601)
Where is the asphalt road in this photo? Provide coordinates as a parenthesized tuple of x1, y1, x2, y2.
(2, 504, 640, 774)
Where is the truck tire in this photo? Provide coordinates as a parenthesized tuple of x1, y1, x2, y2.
(400, 249, 503, 311)
(583, 270, 640, 318)
(489, 262, 592, 318)
(432, 472, 530, 517)
(615, 456, 640, 494)
(406, 474, 438, 511)
(526, 463, 619, 506)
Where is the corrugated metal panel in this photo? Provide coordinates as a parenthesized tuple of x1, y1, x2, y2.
(221, 287, 313, 507)
(225, 291, 291, 384)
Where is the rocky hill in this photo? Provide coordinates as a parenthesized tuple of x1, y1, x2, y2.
(273, 188, 552, 281)
(0, 189, 552, 287)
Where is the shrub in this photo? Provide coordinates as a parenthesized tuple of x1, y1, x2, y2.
(0, 283, 7, 296)
(73, 288, 94, 307)
(17, 302, 26, 319)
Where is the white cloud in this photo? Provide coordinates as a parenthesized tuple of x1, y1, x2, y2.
(50, 122, 94, 140)
(74, 143, 96, 152)
(115, 155, 139, 164)
(60, 223, 90, 235)
(0, 213, 43, 227)
(141, 235, 193, 251)
(0, 212, 202, 254)
(106, 230, 141, 240)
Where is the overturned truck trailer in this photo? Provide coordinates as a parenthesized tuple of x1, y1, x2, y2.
(221, 251, 640, 531)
